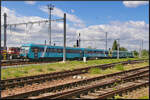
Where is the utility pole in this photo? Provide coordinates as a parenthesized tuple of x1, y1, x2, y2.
(47, 4, 54, 46)
(139, 40, 143, 58)
(139, 43, 141, 58)
(3, 13, 7, 60)
(117, 39, 120, 59)
(63, 13, 66, 62)
(79, 33, 81, 48)
(45, 40, 46, 45)
(4, 13, 7, 49)
(105, 32, 107, 50)
(142, 40, 143, 50)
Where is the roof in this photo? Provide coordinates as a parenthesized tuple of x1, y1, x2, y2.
(21, 43, 108, 51)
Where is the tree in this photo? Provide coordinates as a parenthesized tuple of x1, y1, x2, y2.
(133, 50, 139, 57)
(73, 45, 77, 48)
(141, 49, 149, 57)
(119, 47, 128, 51)
(87, 46, 92, 49)
(112, 40, 118, 50)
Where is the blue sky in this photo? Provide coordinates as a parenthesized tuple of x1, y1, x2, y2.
(2, 1, 149, 26)
(1, 1, 149, 51)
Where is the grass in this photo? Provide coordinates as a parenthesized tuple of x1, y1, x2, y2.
(114, 95, 123, 99)
(114, 64, 125, 71)
(47, 68, 56, 71)
(1, 58, 147, 80)
(87, 61, 148, 76)
(37, 68, 44, 72)
(89, 68, 102, 74)
(138, 95, 149, 99)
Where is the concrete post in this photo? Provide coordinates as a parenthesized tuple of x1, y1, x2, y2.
(63, 13, 66, 62)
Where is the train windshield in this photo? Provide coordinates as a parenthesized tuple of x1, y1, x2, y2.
(20, 46, 30, 54)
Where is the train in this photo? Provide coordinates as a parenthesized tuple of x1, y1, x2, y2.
(20, 43, 134, 60)
(7, 47, 20, 59)
(0, 47, 20, 60)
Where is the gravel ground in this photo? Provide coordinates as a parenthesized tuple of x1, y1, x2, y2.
(1, 63, 148, 98)
(122, 87, 149, 99)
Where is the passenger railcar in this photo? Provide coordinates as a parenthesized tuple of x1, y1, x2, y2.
(84, 48, 109, 58)
(20, 44, 109, 60)
(7, 47, 20, 59)
(111, 51, 133, 58)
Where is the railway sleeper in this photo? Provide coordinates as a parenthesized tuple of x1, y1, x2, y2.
(56, 74, 148, 99)
(1, 67, 148, 99)
(1, 61, 147, 86)
(108, 82, 149, 99)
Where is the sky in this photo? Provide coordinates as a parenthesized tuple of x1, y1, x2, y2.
(1, 1, 149, 51)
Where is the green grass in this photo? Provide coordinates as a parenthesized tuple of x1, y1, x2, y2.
(114, 64, 125, 71)
(114, 95, 123, 99)
(89, 68, 102, 74)
(37, 68, 44, 72)
(1, 58, 145, 79)
(138, 95, 149, 99)
(47, 67, 56, 71)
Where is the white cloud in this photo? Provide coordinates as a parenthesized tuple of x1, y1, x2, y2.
(24, 1, 36, 5)
(1, 7, 78, 47)
(39, 6, 85, 28)
(77, 20, 149, 51)
(1, 6, 149, 51)
(71, 9, 75, 13)
(123, 1, 149, 8)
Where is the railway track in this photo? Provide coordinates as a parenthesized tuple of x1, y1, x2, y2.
(1, 58, 148, 67)
(40, 67, 149, 99)
(1, 59, 58, 67)
(1, 59, 147, 90)
(1, 65, 149, 99)
(53, 75, 149, 99)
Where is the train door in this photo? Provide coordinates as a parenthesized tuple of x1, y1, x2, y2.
(34, 48, 38, 59)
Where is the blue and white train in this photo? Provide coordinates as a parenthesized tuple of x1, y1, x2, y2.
(20, 43, 133, 60)
(20, 44, 109, 60)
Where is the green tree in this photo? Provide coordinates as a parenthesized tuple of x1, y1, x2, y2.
(87, 46, 92, 49)
(112, 40, 118, 50)
(133, 50, 139, 57)
(141, 49, 149, 57)
(119, 47, 128, 51)
(73, 45, 77, 48)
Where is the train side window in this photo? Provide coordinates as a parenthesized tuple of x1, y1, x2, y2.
(54, 48, 57, 53)
(58, 49, 61, 53)
(50, 48, 53, 52)
(49, 48, 52, 52)
(66, 49, 69, 53)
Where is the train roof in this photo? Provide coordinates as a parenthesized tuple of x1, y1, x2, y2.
(21, 43, 108, 51)
(112, 50, 132, 53)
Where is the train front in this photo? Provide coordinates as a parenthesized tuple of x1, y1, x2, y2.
(20, 44, 31, 59)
